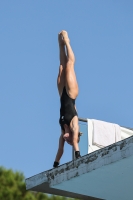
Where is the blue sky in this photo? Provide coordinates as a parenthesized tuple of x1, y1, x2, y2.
(0, 1, 133, 178)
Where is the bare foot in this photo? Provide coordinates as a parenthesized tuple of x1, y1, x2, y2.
(58, 33, 64, 46)
(60, 30, 70, 44)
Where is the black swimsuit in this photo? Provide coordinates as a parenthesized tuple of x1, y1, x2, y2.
(59, 87, 78, 131)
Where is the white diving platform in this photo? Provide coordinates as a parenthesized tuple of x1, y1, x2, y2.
(26, 134, 133, 200)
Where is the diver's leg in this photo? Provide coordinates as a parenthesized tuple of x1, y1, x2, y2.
(61, 30, 78, 99)
(57, 33, 67, 96)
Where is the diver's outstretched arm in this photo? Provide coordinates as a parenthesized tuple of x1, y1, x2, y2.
(53, 132, 65, 167)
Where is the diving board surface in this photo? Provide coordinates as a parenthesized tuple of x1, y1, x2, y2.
(26, 135, 133, 200)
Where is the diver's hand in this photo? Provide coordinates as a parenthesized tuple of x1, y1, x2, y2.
(53, 161, 59, 168)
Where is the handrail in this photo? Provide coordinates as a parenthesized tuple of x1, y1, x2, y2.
(78, 117, 133, 130)
(78, 117, 87, 122)
(121, 126, 133, 131)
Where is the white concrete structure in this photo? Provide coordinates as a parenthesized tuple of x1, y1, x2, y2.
(87, 119, 133, 153)
(26, 134, 133, 199)
(75, 118, 133, 158)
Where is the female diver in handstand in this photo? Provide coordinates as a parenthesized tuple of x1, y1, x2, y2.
(53, 30, 81, 168)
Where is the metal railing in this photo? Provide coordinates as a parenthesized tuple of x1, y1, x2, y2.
(78, 117, 133, 130)
(78, 117, 87, 122)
